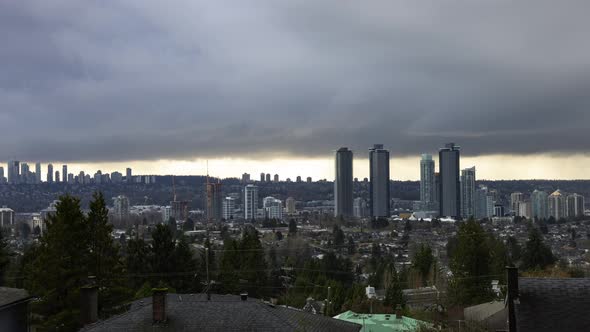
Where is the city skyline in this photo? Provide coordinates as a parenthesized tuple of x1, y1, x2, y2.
(3, 152, 590, 182)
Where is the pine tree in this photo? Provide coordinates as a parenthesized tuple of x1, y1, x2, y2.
(506, 236, 522, 264)
(88, 192, 131, 310)
(239, 226, 268, 297)
(384, 264, 405, 308)
(333, 225, 345, 246)
(0, 229, 10, 286)
(150, 224, 176, 284)
(125, 238, 151, 289)
(219, 238, 241, 293)
(412, 244, 434, 287)
(24, 194, 91, 330)
(172, 236, 199, 292)
(449, 219, 493, 306)
(521, 227, 556, 271)
(288, 219, 297, 237)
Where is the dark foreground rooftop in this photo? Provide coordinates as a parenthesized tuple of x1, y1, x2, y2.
(81, 293, 361, 332)
(515, 278, 590, 332)
(0, 287, 32, 309)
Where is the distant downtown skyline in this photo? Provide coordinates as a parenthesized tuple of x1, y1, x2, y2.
(2, 153, 590, 182)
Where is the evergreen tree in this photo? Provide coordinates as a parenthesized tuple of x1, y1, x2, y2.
(521, 227, 556, 271)
(333, 225, 345, 246)
(404, 220, 412, 232)
(18, 222, 31, 240)
(125, 238, 151, 289)
(24, 194, 91, 330)
(167, 217, 177, 237)
(87, 192, 131, 313)
(219, 238, 241, 293)
(183, 218, 195, 231)
(150, 224, 176, 284)
(412, 244, 434, 287)
(384, 264, 405, 308)
(347, 236, 356, 255)
(288, 219, 297, 236)
(449, 219, 493, 306)
(172, 236, 199, 292)
(488, 234, 509, 283)
(0, 229, 10, 286)
(239, 226, 268, 297)
(506, 236, 522, 264)
(275, 231, 284, 241)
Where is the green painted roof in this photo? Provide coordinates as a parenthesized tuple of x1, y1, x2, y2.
(334, 311, 431, 332)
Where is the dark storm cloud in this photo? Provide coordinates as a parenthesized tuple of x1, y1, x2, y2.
(1, 0, 590, 162)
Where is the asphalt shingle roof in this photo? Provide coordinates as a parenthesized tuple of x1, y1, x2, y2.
(0, 287, 31, 308)
(81, 293, 361, 332)
(515, 278, 590, 332)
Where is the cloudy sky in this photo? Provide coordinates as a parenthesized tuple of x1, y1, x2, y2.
(1, 0, 590, 180)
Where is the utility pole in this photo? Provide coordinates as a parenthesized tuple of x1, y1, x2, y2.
(205, 247, 210, 299)
(205, 247, 210, 286)
(326, 286, 331, 316)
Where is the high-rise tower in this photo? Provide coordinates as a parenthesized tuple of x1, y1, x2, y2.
(461, 167, 476, 219)
(369, 144, 390, 218)
(47, 164, 54, 183)
(420, 154, 436, 210)
(334, 147, 353, 218)
(244, 184, 259, 221)
(439, 143, 461, 218)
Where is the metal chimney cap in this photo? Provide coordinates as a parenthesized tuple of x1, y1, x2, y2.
(240, 292, 248, 301)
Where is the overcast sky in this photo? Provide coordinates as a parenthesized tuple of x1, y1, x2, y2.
(1, 1, 589, 179)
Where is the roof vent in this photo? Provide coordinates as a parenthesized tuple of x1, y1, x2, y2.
(240, 292, 248, 301)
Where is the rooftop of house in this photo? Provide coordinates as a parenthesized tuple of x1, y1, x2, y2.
(0, 287, 33, 309)
(334, 311, 431, 332)
(81, 293, 361, 332)
(515, 277, 590, 332)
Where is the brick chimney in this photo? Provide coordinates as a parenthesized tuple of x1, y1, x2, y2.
(240, 292, 248, 301)
(152, 288, 168, 323)
(507, 266, 519, 332)
(80, 276, 98, 326)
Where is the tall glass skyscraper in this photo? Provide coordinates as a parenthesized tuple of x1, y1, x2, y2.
(475, 185, 494, 219)
(35, 162, 41, 184)
(334, 147, 353, 217)
(47, 164, 54, 183)
(439, 143, 461, 218)
(461, 166, 476, 219)
(244, 184, 259, 221)
(420, 154, 436, 210)
(62, 165, 68, 183)
(8, 160, 20, 184)
(531, 190, 548, 220)
(548, 190, 566, 220)
(566, 193, 585, 218)
(369, 144, 390, 218)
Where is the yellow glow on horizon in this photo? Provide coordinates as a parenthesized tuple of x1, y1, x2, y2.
(45, 153, 590, 181)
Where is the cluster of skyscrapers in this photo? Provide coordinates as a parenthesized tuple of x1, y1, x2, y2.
(0, 161, 148, 185)
(511, 190, 585, 220)
(204, 182, 292, 223)
(333, 142, 552, 220)
(248, 172, 312, 184)
(334, 144, 391, 219)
